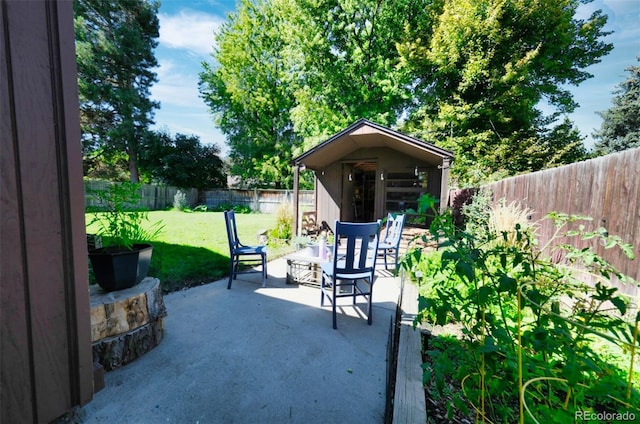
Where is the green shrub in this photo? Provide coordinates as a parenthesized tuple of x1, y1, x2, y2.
(460, 187, 491, 240)
(269, 203, 292, 241)
(401, 194, 640, 423)
(212, 203, 252, 213)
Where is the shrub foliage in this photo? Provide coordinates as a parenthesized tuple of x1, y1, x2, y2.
(402, 194, 639, 422)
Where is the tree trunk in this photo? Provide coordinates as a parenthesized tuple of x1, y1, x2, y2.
(128, 150, 140, 183)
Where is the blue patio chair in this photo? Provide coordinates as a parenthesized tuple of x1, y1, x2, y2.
(320, 220, 381, 329)
(377, 213, 406, 271)
(224, 210, 267, 288)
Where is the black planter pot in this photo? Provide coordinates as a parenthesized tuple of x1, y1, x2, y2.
(89, 243, 153, 292)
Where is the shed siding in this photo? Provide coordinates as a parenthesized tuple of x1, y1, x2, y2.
(316, 162, 342, 228)
(314, 147, 443, 226)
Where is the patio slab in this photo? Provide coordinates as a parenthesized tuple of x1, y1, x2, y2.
(78, 257, 401, 423)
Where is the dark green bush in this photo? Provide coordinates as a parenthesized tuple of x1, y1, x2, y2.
(211, 203, 252, 213)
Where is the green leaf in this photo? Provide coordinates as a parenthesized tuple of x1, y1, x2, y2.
(435, 308, 449, 325)
(456, 261, 475, 282)
(478, 336, 499, 354)
(561, 359, 581, 386)
(441, 250, 459, 262)
(497, 273, 517, 294)
(477, 285, 492, 305)
(621, 242, 635, 259)
(610, 296, 627, 315)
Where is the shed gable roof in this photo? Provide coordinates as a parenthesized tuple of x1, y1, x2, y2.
(292, 118, 453, 170)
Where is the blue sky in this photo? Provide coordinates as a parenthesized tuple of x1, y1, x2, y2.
(150, 0, 640, 155)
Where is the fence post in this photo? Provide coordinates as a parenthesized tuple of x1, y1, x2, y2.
(253, 189, 259, 212)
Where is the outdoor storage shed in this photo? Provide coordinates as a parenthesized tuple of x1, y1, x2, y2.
(292, 119, 454, 235)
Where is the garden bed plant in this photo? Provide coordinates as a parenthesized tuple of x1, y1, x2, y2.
(86, 182, 165, 291)
(401, 193, 639, 423)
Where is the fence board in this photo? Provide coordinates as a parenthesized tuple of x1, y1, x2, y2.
(485, 148, 640, 298)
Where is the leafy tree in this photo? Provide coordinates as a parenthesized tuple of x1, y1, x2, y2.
(139, 131, 227, 190)
(201, 0, 609, 187)
(398, 0, 609, 185)
(199, 0, 423, 186)
(536, 117, 587, 168)
(74, 0, 160, 183)
(593, 56, 640, 155)
(289, 0, 423, 146)
(199, 0, 301, 188)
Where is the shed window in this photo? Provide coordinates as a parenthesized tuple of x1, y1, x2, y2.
(384, 170, 432, 227)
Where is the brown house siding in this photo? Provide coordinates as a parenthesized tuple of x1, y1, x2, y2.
(1, 1, 93, 422)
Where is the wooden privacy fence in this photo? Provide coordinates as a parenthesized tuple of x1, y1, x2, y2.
(85, 180, 198, 210)
(203, 189, 314, 214)
(483, 148, 640, 297)
(85, 181, 314, 213)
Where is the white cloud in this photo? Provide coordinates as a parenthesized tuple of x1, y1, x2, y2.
(158, 9, 223, 56)
(151, 59, 202, 107)
(150, 58, 227, 150)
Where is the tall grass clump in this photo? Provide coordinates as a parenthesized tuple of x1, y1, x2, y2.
(269, 203, 293, 242)
(173, 190, 187, 211)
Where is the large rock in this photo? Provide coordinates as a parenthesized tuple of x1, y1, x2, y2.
(90, 277, 166, 371)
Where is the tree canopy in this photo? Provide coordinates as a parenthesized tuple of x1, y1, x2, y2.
(139, 131, 227, 190)
(199, 0, 300, 188)
(398, 0, 609, 183)
(74, 0, 160, 183)
(200, 0, 612, 187)
(288, 0, 422, 144)
(199, 0, 423, 187)
(592, 56, 640, 155)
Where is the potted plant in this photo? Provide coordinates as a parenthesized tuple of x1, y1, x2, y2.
(291, 235, 315, 251)
(87, 182, 163, 291)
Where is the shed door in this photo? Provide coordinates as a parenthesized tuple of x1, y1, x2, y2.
(341, 162, 376, 222)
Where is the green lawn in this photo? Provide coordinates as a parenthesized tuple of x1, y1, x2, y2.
(86, 211, 293, 292)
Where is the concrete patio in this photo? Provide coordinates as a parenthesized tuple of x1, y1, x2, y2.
(75, 257, 419, 423)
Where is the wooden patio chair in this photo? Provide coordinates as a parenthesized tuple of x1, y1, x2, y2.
(224, 210, 267, 288)
(320, 220, 381, 329)
(301, 211, 319, 238)
(377, 213, 406, 271)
